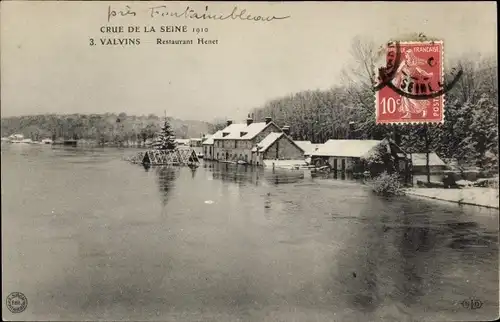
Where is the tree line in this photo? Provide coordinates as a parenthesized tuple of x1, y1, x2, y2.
(250, 34, 498, 170)
(1, 113, 216, 145)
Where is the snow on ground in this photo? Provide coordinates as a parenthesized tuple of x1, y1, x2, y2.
(263, 160, 308, 169)
(405, 187, 499, 209)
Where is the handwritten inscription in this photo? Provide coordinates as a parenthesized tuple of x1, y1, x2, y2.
(91, 4, 287, 47)
(107, 5, 290, 23)
(108, 5, 137, 22)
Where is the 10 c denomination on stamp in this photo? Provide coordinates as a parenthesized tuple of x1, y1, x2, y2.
(375, 40, 444, 124)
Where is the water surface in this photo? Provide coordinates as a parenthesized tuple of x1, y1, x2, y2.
(2, 145, 498, 321)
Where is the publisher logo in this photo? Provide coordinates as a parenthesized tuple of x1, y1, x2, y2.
(461, 298, 483, 310)
(6, 292, 28, 313)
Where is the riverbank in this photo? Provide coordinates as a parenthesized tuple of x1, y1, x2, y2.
(405, 187, 499, 209)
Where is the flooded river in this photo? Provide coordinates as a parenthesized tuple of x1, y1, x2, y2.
(2, 145, 498, 321)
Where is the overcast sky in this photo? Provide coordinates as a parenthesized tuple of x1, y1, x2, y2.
(1, 1, 497, 122)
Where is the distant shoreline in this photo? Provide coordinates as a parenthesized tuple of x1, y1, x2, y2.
(1, 113, 216, 145)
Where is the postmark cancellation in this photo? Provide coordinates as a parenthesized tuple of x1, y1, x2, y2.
(375, 40, 445, 125)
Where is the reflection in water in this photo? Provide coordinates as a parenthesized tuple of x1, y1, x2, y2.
(154, 166, 179, 207)
(2, 148, 498, 321)
(190, 166, 197, 178)
(210, 162, 262, 185)
(396, 208, 435, 307)
(206, 161, 305, 186)
(446, 220, 497, 250)
(264, 192, 272, 214)
(266, 171, 304, 185)
(333, 196, 499, 319)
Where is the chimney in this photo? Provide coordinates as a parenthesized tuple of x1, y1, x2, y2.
(227, 119, 233, 126)
(246, 114, 253, 126)
(282, 126, 290, 135)
(265, 117, 272, 124)
(348, 121, 355, 139)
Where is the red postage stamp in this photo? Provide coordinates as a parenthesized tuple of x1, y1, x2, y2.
(375, 41, 444, 124)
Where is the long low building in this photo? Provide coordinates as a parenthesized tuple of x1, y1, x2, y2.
(410, 152, 449, 184)
(310, 138, 409, 176)
(203, 116, 305, 165)
(293, 140, 322, 157)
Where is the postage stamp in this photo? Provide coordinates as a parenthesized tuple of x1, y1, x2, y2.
(375, 40, 444, 124)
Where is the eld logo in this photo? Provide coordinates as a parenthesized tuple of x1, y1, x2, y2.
(461, 298, 483, 310)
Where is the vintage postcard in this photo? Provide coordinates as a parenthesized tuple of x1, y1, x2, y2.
(1, 1, 498, 321)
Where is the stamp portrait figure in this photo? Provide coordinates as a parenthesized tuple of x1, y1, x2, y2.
(394, 49, 434, 119)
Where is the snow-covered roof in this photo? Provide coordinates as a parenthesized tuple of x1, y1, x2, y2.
(294, 141, 321, 155)
(240, 122, 269, 139)
(294, 140, 311, 151)
(411, 153, 447, 167)
(202, 131, 223, 145)
(175, 139, 190, 144)
(255, 132, 284, 152)
(201, 135, 212, 144)
(218, 123, 248, 139)
(215, 121, 278, 140)
(311, 139, 382, 158)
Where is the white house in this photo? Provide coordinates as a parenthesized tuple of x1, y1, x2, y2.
(202, 131, 223, 160)
(310, 139, 409, 177)
(211, 116, 304, 165)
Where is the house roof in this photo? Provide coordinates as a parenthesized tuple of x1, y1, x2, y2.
(411, 153, 447, 167)
(202, 131, 223, 145)
(250, 132, 305, 154)
(255, 132, 284, 152)
(215, 121, 278, 140)
(218, 123, 248, 139)
(240, 122, 269, 139)
(294, 141, 311, 152)
(311, 139, 382, 158)
(294, 141, 322, 155)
